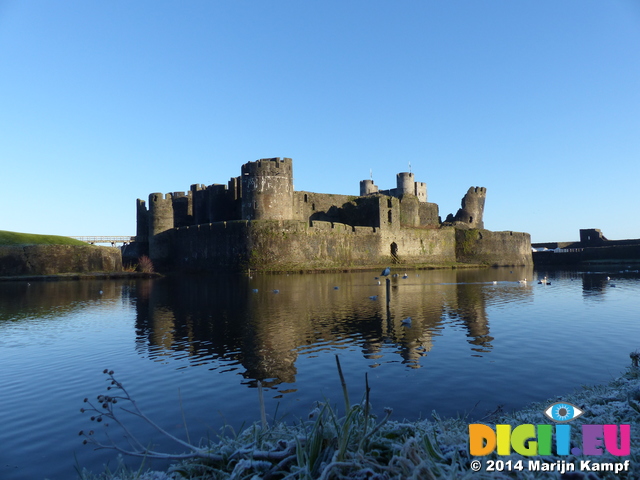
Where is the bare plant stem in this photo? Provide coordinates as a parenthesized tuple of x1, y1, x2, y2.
(335, 354, 350, 413)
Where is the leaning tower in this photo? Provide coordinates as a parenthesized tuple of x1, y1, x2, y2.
(453, 187, 487, 229)
(240, 158, 294, 220)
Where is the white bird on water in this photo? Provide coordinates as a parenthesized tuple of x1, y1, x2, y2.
(518, 278, 527, 284)
(401, 317, 412, 326)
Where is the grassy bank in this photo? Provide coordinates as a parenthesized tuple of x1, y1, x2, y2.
(0, 230, 87, 246)
(78, 355, 639, 480)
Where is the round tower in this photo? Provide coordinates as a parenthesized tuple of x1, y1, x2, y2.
(148, 192, 174, 236)
(148, 192, 175, 266)
(396, 172, 415, 196)
(359, 179, 378, 196)
(241, 158, 294, 220)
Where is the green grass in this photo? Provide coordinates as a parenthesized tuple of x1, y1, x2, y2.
(0, 230, 88, 246)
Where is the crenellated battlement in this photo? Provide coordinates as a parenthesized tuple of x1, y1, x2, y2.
(241, 157, 293, 176)
(149, 192, 173, 202)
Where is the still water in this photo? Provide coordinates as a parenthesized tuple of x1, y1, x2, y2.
(0, 267, 639, 479)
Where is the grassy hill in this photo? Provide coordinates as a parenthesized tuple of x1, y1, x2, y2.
(0, 230, 88, 246)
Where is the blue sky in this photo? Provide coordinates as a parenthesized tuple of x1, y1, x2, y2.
(1, 1, 639, 243)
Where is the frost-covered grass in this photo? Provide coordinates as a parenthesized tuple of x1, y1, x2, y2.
(78, 355, 640, 480)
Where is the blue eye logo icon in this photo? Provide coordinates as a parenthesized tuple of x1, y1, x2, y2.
(544, 402, 584, 422)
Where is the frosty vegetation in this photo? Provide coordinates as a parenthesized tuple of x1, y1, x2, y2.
(79, 353, 639, 480)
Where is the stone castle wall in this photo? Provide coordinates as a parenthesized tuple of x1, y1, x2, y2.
(166, 220, 460, 272)
(162, 220, 532, 272)
(455, 229, 532, 266)
(0, 245, 122, 276)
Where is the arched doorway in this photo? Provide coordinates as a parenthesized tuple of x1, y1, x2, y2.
(390, 242, 399, 263)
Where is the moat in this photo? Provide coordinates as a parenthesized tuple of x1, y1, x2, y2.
(1, 267, 639, 479)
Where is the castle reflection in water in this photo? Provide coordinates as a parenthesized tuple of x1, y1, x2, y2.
(131, 267, 538, 387)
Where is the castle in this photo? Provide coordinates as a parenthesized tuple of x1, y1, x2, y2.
(131, 157, 532, 271)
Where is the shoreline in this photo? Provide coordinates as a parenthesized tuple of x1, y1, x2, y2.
(0, 271, 161, 283)
(0, 263, 523, 281)
(79, 358, 639, 480)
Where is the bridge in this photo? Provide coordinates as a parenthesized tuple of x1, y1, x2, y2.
(70, 236, 135, 246)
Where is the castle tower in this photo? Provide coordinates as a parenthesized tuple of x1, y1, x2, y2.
(171, 191, 192, 227)
(415, 182, 427, 202)
(396, 172, 415, 196)
(136, 199, 149, 242)
(148, 192, 175, 265)
(359, 179, 378, 196)
(453, 187, 487, 229)
(241, 157, 294, 220)
(190, 184, 208, 224)
(148, 192, 174, 236)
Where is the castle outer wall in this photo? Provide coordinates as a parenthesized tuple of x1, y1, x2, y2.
(156, 221, 530, 272)
(168, 220, 457, 272)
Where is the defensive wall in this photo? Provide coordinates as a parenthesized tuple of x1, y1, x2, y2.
(0, 245, 122, 276)
(163, 220, 457, 272)
(160, 221, 528, 272)
(532, 229, 640, 266)
(455, 229, 532, 266)
(132, 157, 532, 272)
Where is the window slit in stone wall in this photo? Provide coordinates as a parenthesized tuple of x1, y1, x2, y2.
(304, 194, 308, 203)
(388, 210, 392, 223)
(387, 198, 393, 208)
(469, 216, 473, 223)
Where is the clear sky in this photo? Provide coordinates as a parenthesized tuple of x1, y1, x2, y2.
(1, 1, 639, 243)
